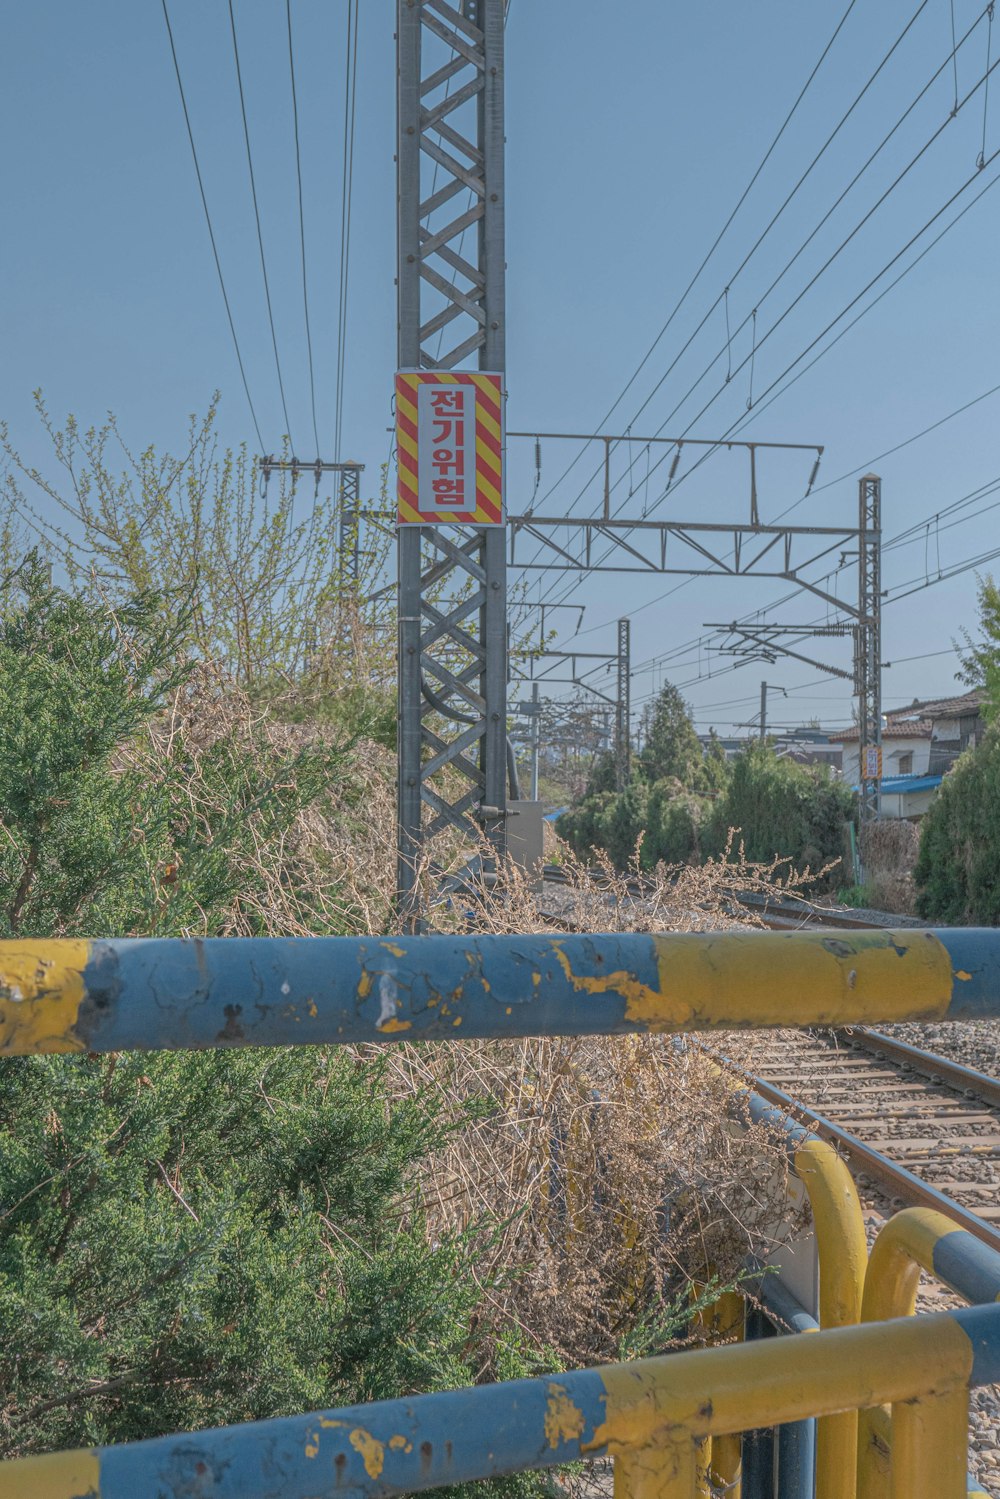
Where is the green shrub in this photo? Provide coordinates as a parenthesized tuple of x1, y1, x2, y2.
(596, 779, 648, 868)
(0, 560, 344, 939)
(0, 569, 547, 1491)
(0, 1048, 527, 1458)
(555, 790, 616, 855)
(706, 743, 851, 887)
(915, 730, 1000, 923)
(644, 781, 704, 866)
(638, 684, 706, 787)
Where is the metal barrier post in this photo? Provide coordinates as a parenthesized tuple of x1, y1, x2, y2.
(794, 1138, 867, 1499)
(615, 1439, 699, 1497)
(857, 1207, 1000, 1499)
(745, 1098, 868, 1499)
(760, 1276, 817, 1499)
(891, 1386, 969, 1499)
(742, 1306, 776, 1497)
(709, 1291, 745, 1499)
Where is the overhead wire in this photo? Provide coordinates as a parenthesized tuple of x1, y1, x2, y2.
(228, 0, 295, 447)
(523, 0, 862, 531)
(522, 0, 935, 579)
(627, 482, 1000, 712)
(526, 2, 993, 617)
(334, 0, 360, 465)
(563, 4, 997, 563)
(542, 110, 1000, 637)
(286, 0, 320, 456)
(160, 0, 265, 451)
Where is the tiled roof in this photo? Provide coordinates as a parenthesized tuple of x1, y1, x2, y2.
(885, 689, 985, 722)
(831, 722, 931, 743)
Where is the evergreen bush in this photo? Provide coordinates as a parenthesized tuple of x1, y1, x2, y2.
(915, 730, 1000, 923)
(705, 743, 851, 887)
(0, 567, 546, 1492)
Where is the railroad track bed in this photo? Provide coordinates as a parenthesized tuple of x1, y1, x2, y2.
(748, 1026, 1000, 1230)
(745, 1024, 1000, 1490)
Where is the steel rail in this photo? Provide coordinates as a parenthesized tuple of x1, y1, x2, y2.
(844, 1026, 1000, 1109)
(737, 1067, 1000, 1256)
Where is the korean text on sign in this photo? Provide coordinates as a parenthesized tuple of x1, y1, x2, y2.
(418, 383, 476, 515)
(395, 371, 504, 526)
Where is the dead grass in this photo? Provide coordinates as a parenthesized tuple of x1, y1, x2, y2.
(381, 842, 807, 1368)
(129, 678, 803, 1369)
(860, 818, 920, 915)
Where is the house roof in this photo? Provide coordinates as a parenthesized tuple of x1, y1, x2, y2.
(848, 773, 943, 794)
(885, 689, 985, 722)
(831, 722, 931, 743)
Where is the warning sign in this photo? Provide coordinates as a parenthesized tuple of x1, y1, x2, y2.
(395, 371, 504, 526)
(863, 745, 882, 781)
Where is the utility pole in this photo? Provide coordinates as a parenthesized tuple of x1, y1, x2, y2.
(616, 617, 631, 790)
(396, 0, 507, 921)
(757, 680, 787, 743)
(529, 681, 541, 802)
(856, 474, 882, 821)
(258, 457, 364, 583)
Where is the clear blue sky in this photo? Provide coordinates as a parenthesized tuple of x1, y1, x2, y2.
(2, 0, 999, 735)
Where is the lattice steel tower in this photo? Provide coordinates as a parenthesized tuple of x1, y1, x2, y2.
(396, 0, 508, 915)
(615, 618, 631, 791)
(856, 473, 882, 821)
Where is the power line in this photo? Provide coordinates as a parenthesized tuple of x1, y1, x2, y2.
(228, 0, 295, 447)
(518, 0, 862, 552)
(523, 0, 935, 564)
(160, 0, 264, 451)
(287, 0, 320, 456)
(554, 139, 1000, 642)
(624, 372, 1000, 681)
(606, 15, 999, 532)
(528, 4, 995, 615)
(334, 0, 360, 465)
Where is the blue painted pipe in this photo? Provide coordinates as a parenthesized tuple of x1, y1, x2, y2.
(5, 926, 1000, 1056)
(5, 1305, 1000, 1499)
(758, 1277, 818, 1499)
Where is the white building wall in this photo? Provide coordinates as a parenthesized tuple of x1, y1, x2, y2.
(838, 736, 930, 783)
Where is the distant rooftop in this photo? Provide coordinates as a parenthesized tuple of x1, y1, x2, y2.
(832, 721, 931, 743)
(885, 689, 985, 722)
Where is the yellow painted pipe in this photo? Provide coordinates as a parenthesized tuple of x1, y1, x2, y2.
(589, 1311, 975, 1450)
(793, 1137, 868, 1499)
(707, 1291, 744, 1499)
(857, 1208, 964, 1499)
(890, 1387, 968, 1499)
(6, 1309, 988, 1499)
(615, 1440, 699, 1499)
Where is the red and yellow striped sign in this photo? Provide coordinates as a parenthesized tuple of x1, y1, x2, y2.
(396, 370, 504, 526)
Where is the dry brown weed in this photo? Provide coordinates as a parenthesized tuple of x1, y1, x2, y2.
(126, 679, 803, 1369)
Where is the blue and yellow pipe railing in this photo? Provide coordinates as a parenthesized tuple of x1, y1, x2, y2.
(6, 928, 1000, 1495)
(856, 1207, 1000, 1499)
(4, 927, 1000, 1054)
(744, 1093, 868, 1499)
(5, 1304, 1000, 1499)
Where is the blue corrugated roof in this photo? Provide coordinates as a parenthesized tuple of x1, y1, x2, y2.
(879, 774, 943, 794)
(850, 774, 943, 795)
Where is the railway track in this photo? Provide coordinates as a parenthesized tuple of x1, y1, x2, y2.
(541, 867, 998, 1238)
(541, 874, 1000, 1240)
(538, 867, 1000, 1480)
(539, 864, 898, 931)
(743, 1026, 1000, 1253)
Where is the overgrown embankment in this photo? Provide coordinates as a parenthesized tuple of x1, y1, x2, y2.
(0, 404, 791, 1479)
